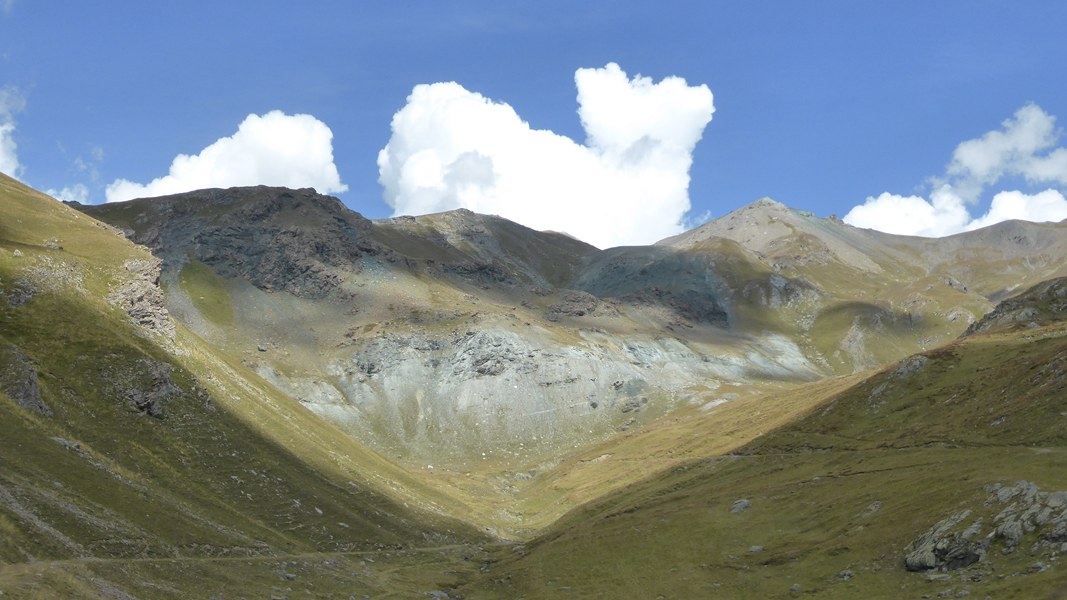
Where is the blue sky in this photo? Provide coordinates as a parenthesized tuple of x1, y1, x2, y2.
(2, 2, 1067, 246)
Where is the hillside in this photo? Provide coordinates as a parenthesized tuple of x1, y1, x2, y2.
(75, 188, 1067, 485)
(6, 174, 1067, 597)
(461, 314, 1067, 598)
(0, 174, 489, 597)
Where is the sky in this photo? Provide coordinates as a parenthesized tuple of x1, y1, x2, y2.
(2, 2, 1067, 248)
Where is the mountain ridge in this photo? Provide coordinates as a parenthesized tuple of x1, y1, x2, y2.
(5, 174, 1067, 596)
(73, 187, 1067, 474)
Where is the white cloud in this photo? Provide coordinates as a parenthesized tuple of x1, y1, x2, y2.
(966, 189, 1067, 231)
(377, 63, 714, 248)
(845, 104, 1067, 237)
(105, 110, 347, 203)
(945, 103, 1067, 199)
(843, 187, 970, 237)
(0, 85, 26, 179)
(46, 183, 89, 204)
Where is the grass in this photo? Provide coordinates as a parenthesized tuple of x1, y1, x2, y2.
(0, 544, 494, 599)
(457, 323, 1067, 598)
(0, 175, 489, 597)
(177, 259, 235, 326)
(466, 447, 1067, 599)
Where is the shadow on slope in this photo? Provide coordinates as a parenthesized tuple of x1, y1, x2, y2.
(0, 175, 489, 598)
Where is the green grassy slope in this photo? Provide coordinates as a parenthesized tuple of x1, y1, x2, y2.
(0, 174, 488, 598)
(463, 322, 1067, 599)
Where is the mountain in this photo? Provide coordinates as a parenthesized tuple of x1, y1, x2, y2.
(76, 186, 1067, 529)
(78, 189, 1067, 469)
(0, 175, 487, 597)
(5, 172, 1067, 597)
(77, 188, 820, 474)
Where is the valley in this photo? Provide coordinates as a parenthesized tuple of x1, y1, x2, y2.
(3, 173, 1067, 598)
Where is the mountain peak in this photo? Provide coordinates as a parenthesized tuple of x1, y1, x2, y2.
(746, 197, 787, 210)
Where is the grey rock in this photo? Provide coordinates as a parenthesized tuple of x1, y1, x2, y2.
(942, 276, 968, 293)
(545, 290, 606, 320)
(838, 569, 853, 580)
(104, 358, 182, 417)
(963, 276, 1067, 336)
(908, 480, 1067, 574)
(893, 355, 929, 378)
(0, 342, 51, 415)
(905, 511, 984, 572)
(861, 500, 882, 517)
(108, 259, 175, 339)
(731, 499, 751, 513)
(6, 279, 37, 307)
(748, 545, 763, 553)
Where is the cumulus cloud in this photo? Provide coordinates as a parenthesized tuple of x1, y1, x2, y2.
(946, 104, 1067, 196)
(377, 63, 714, 248)
(845, 103, 1067, 236)
(46, 184, 89, 204)
(0, 85, 26, 179)
(106, 110, 347, 203)
(843, 188, 970, 238)
(966, 189, 1067, 231)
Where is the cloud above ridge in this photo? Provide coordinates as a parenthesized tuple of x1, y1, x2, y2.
(0, 86, 26, 179)
(106, 110, 347, 203)
(377, 63, 715, 248)
(845, 104, 1067, 237)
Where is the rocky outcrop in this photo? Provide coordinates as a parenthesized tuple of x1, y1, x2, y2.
(0, 342, 50, 415)
(545, 290, 618, 321)
(905, 481, 1067, 573)
(82, 187, 382, 299)
(963, 276, 1067, 337)
(108, 259, 175, 339)
(904, 509, 985, 572)
(192, 194, 380, 297)
(109, 358, 182, 417)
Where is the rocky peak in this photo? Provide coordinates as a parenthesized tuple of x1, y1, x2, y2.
(744, 197, 788, 211)
(657, 196, 881, 270)
(79, 187, 382, 299)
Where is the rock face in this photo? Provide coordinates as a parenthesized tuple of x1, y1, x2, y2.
(963, 276, 1067, 337)
(106, 358, 182, 417)
(108, 259, 175, 339)
(904, 481, 1067, 573)
(83, 187, 382, 299)
(0, 342, 50, 415)
(276, 326, 818, 463)
(189, 192, 379, 298)
(904, 509, 985, 572)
